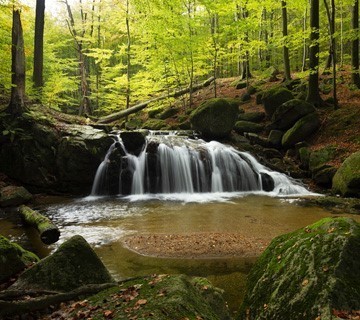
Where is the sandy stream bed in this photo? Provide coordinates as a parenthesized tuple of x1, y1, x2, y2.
(122, 232, 269, 258)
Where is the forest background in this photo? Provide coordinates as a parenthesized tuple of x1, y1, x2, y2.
(0, 0, 359, 118)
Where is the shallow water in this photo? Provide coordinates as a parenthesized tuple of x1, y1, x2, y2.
(1, 194, 359, 312)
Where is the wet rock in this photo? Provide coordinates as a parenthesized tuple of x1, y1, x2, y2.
(11, 235, 115, 292)
(238, 217, 360, 320)
(313, 166, 337, 187)
(189, 98, 239, 139)
(120, 130, 147, 156)
(332, 151, 360, 198)
(0, 235, 39, 283)
(0, 185, 32, 207)
(260, 172, 275, 191)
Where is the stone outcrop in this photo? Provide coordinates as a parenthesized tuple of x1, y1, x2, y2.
(238, 217, 360, 320)
(10, 235, 115, 292)
(0, 235, 39, 283)
(332, 151, 360, 198)
(0, 185, 32, 207)
(190, 98, 239, 138)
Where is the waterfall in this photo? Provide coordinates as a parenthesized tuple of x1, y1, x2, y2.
(91, 132, 311, 197)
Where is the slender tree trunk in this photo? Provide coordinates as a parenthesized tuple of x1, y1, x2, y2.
(9, 9, 26, 115)
(281, 1, 291, 81)
(302, 7, 308, 72)
(33, 0, 45, 94)
(306, 0, 321, 106)
(125, 0, 131, 110)
(240, 4, 252, 80)
(352, 0, 360, 88)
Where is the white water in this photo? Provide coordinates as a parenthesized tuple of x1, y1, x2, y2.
(91, 132, 314, 198)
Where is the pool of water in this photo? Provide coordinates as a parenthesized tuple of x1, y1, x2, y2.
(1, 193, 359, 312)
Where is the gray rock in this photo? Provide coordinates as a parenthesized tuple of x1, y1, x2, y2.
(0, 185, 32, 207)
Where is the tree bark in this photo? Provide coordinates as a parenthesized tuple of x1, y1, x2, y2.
(281, 1, 291, 81)
(97, 76, 215, 124)
(306, 0, 321, 106)
(19, 205, 60, 245)
(352, 0, 360, 88)
(9, 9, 26, 115)
(33, 0, 45, 91)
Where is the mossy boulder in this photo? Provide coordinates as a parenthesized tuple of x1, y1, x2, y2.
(10, 235, 115, 292)
(332, 151, 360, 198)
(234, 121, 264, 134)
(156, 106, 180, 120)
(142, 118, 170, 130)
(0, 235, 39, 283)
(309, 146, 337, 173)
(0, 185, 32, 207)
(313, 166, 337, 187)
(261, 87, 294, 118)
(281, 112, 320, 148)
(238, 217, 360, 320)
(238, 112, 265, 123)
(270, 99, 316, 130)
(268, 130, 284, 148)
(189, 98, 239, 138)
(62, 274, 230, 320)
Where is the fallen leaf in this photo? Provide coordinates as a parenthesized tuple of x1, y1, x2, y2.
(136, 299, 147, 306)
(302, 279, 309, 286)
(104, 309, 114, 318)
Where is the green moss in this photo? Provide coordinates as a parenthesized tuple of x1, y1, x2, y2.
(142, 118, 169, 130)
(309, 146, 338, 172)
(67, 274, 230, 320)
(238, 217, 360, 320)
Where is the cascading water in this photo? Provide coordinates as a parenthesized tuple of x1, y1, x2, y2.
(90, 131, 311, 197)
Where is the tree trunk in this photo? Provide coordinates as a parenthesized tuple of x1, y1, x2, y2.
(9, 9, 26, 115)
(282, 1, 291, 81)
(97, 77, 215, 124)
(33, 0, 45, 92)
(19, 205, 60, 245)
(125, 0, 131, 110)
(306, 0, 321, 106)
(352, 0, 360, 88)
(302, 7, 308, 72)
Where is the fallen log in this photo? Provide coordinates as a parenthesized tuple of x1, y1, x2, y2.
(18, 205, 60, 245)
(96, 76, 215, 124)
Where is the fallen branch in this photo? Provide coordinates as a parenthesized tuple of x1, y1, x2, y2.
(96, 76, 215, 124)
(0, 283, 116, 317)
(18, 205, 60, 245)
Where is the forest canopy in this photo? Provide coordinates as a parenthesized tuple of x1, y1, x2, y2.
(0, 0, 359, 116)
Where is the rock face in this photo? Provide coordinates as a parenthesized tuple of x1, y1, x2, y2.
(190, 98, 239, 138)
(333, 151, 360, 197)
(0, 185, 32, 207)
(0, 235, 39, 283)
(238, 217, 360, 320)
(0, 113, 113, 195)
(281, 112, 320, 148)
(11, 235, 115, 292)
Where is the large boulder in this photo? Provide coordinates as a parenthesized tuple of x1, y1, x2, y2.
(281, 112, 320, 148)
(0, 185, 32, 207)
(238, 217, 360, 320)
(10, 235, 115, 292)
(332, 151, 360, 197)
(238, 112, 265, 123)
(120, 130, 147, 156)
(189, 98, 239, 138)
(261, 87, 294, 118)
(269, 99, 316, 130)
(0, 235, 39, 283)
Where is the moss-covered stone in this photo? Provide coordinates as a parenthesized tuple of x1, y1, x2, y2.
(309, 146, 337, 173)
(64, 274, 230, 320)
(261, 87, 294, 118)
(270, 99, 315, 130)
(189, 98, 239, 138)
(332, 151, 360, 198)
(238, 217, 360, 320)
(0, 235, 39, 283)
(234, 121, 264, 134)
(10, 235, 115, 292)
(281, 112, 320, 148)
(142, 118, 170, 130)
(238, 112, 265, 123)
(268, 130, 283, 148)
(0, 185, 32, 207)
